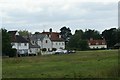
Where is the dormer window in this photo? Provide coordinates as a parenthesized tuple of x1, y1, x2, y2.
(96, 42, 98, 45)
(102, 42, 105, 45)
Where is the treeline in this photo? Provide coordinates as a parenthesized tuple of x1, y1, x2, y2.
(1, 27, 120, 56)
(60, 27, 120, 50)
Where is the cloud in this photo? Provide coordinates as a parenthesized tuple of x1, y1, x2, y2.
(1, 0, 118, 34)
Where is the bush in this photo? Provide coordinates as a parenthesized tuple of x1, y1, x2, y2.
(52, 48, 57, 51)
(42, 48, 47, 52)
(9, 48, 17, 57)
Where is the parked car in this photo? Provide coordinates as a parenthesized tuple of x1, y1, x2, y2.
(68, 50, 76, 53)
(55, 49, 68, 54)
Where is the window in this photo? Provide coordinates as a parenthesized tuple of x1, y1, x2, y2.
(46, 40, 48, 43)
(24, 43, 27, 46)
(18, 43, 21, 46)
(56, 43, 57, 45)
(59, 43, 60, 45)
(32, 41, 35, 44)
(96, 42, 98, 45)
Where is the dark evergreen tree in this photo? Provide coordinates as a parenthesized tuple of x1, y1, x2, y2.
(2, 28, 12, 56)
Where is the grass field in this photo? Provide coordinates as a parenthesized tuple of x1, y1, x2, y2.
(2, 50, 119, 78)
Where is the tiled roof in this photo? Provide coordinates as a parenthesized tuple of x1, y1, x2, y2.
(42, 32, 64, 41)
(88, 39, 106, 45)
(8, 31, 28, 43)
(29, 43, 40, 48)
(30, 34, 47, 41)
(15, 35, 28, 43)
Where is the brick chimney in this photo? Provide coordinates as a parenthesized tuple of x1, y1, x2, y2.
(49, 28, 52, 33)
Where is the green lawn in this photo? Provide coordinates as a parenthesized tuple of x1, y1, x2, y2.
(2, 50, 119, 78)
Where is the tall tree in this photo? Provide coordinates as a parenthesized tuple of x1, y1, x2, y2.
(67, 29, 89, 50)
(60, 26, 72, 44)
(102, 28, 117, 48)
(2, 28, 12, 56)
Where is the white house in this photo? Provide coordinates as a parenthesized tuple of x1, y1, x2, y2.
(42, 28, 65, 50)
(28, 43, 40, 56)
(88, 38, 107, 49)
(8, 31, 29, 56)
(29, 34, 52, 51)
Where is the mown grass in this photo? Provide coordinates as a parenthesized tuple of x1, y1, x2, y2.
(2, 50, 119, 78)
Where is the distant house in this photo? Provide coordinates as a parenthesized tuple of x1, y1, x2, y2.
(88, 38, 107, 49)
(114, 43, 120, 49)
(29, 34, 52, 51)
(42, 28, 65, 50)
(8, 31, 29, 55)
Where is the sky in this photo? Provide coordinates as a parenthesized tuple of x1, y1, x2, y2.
(0, 0, 119, 34)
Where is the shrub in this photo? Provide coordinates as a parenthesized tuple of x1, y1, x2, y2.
(9, 48, 17, 57)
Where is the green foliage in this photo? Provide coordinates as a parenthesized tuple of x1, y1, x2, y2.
(67, 29, 90, 50)
(102, 28, 119, 48)
(18, 30, 31, 36)
(9, 48, 17, 57)
(60, 26, 72, 43)
(2, 28, 12, 56)
(83, 29, 102, 40)
(77, 40, 89, 50)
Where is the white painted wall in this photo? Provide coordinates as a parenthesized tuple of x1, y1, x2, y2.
(11, 42, 29, 54)
(52, 41, 65, 49)
(28, 48, 40, 55)
(42, 37, 52, 51)
(89, 45, 107, 49)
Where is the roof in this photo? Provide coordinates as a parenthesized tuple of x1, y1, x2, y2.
(88, 39, 106, 45)
(30, 34, 47, 41)
(15, 35, 28, 43)
(8, 31, 28, 43)
(29, 43, 40, 48)
(8, 31, 17, 35)
(114, 43, 120, 47)
(42, 32, 64, 42)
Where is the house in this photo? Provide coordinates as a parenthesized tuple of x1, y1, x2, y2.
(42, 28, 65, 50)
(29, 34, 52, 51)
(8, 31, 29, 56)
(28, 43, 40, 56)
(114, 43, 120, 49)
(88, 38, 107, 49)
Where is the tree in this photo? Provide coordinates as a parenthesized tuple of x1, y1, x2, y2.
(102, 28, 117, 48)
(60, 26, 72, 44)
(2, 28, 12, 56)
(67, 29, 89, 50)
(18, 30, 31, 36)
(83, 29, 102, 40)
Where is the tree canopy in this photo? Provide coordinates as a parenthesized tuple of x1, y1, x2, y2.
(18, 30, 31, 36)
(60, 26, 72, 43)
(2, 28, 12, 56)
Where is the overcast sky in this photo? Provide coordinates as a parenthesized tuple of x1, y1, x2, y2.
(0, 0, 119, 34)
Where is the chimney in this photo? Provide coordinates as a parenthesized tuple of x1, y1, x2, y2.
(49, 28, 52, 33)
